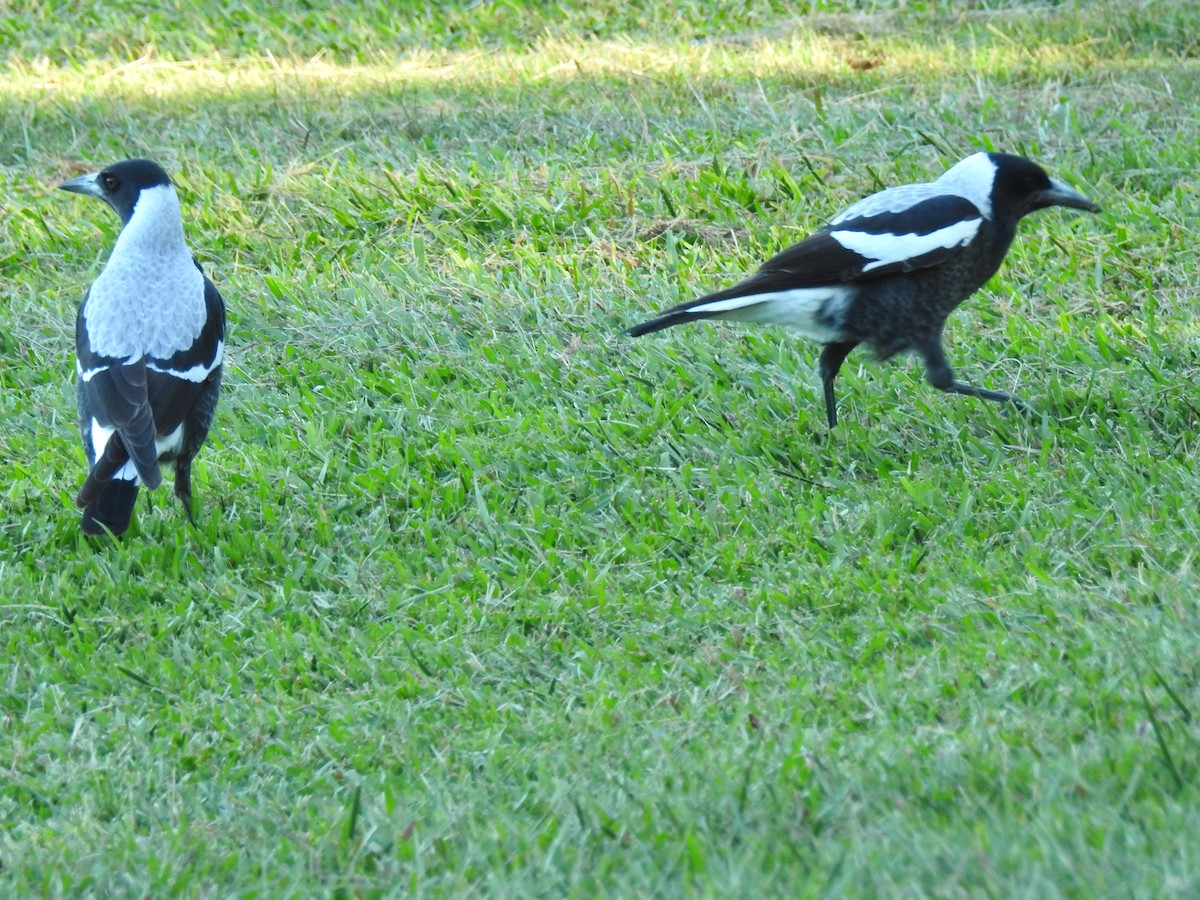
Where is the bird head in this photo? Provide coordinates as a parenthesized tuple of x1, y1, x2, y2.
(59, 159, 175, 227)
(986, 153, 1100, 221)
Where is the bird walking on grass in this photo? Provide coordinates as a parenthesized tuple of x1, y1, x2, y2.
(627, 152, 1099, 427)
(60, 159, 225, 536)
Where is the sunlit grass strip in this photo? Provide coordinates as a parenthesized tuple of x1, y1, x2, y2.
(0, 25, 1152, 106)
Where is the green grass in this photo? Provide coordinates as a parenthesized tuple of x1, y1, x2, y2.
(2, 0, 1199, 895)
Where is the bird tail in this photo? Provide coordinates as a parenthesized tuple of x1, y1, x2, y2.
(627, 282, 851, 340)
(77, 437, 144, 536)
(76, 439, 130, 508)
(626, 307, 708, 337)
(626, 282, 759, 337)
(80, 479, 140, 536)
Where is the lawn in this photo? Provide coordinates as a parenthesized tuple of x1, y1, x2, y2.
(1, 0, 1198, 895)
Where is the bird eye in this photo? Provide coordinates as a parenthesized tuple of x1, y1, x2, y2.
(101, 173, 120, 192)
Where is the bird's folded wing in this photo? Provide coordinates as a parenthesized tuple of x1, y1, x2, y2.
(760, 193, 985, 285)
(80, 363, 161, 486)
(142, 279, 225, 435)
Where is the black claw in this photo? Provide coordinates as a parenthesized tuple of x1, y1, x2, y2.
(944, 380, 1036, 417)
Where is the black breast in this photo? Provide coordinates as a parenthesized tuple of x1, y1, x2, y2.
(838, 219, 1018, 360)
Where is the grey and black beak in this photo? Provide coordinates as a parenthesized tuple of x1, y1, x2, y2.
(1039, 177, 1101, 213)
(58, 172, 105, 199)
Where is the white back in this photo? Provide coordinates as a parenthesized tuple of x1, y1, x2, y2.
(82, 184, 207, 360)
(829, 153, 998, 225)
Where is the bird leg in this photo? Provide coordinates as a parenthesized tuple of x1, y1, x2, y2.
(918, 339, 1035, 416)
(174, 460, 198, 527)
(818, 341, 860, 428)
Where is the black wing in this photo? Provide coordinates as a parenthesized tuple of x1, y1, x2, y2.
(627, 194, 984, 336)
(145, 274, 225, 440)
(75, 305, 162, 488)
(760, 194, 985, 284)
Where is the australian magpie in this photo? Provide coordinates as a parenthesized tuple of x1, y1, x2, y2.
(60, 159, 225, 536)
(628, 152, 1099, 427)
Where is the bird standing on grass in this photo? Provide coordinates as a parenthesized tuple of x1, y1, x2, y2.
(627, 152, 1099, 427)
(60, 159, 225, 536)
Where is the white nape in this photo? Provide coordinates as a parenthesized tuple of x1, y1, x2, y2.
(830, 152, 998, 225)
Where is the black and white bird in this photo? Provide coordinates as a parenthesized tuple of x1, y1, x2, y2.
(60, 159, 225, 536)
(628, 152, 1099, 427)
